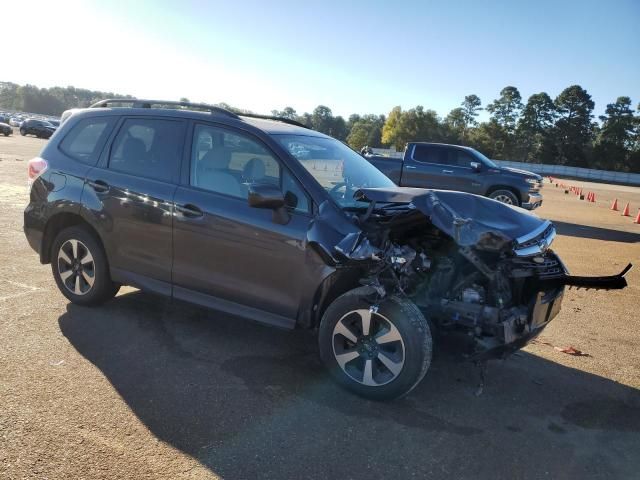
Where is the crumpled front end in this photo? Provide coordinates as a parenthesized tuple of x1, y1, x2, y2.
(315, 187, 631, 359)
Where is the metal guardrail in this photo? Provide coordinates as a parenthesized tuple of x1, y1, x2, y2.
(492, 160, 640, 186)
(368, 148, 640, 186)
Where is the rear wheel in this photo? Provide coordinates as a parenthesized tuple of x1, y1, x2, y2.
(20, 128, 26, 136)
(489, 189, 519, 206)
(319, 287, 432, 400)
(51, 226, 119, 306)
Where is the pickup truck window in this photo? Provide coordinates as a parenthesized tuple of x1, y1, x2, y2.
(413, 145, 449, 165)
(449, 150, 476, 168)
(275, 134, 394, 208)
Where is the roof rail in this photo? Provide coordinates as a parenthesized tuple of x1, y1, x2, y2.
(239, 113, 310, 129)
(89, 98, 240, 119)
(89, 99, 311, 130)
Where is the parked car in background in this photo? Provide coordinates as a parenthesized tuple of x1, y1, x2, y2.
(365, 142, 544, 209)
(9, 117, 24, 127)
(0, 122, 13, 136)
(20, 119, 56, 139)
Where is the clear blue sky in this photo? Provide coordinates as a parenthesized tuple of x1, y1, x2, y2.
(5, 0, 639, 119)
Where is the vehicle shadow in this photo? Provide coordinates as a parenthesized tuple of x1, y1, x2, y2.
(553, 220, 640, 243)
(58, 291, 640, 479)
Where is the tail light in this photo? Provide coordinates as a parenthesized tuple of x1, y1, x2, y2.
(27, 157, 48, 188)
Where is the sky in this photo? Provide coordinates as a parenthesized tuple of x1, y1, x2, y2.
(3, 0, 639, 120)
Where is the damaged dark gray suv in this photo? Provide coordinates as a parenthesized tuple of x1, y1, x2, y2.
(24, 99, 631, 400)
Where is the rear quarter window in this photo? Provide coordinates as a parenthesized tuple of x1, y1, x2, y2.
(59, 117, 116, 165)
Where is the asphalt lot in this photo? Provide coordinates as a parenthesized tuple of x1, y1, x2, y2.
(1, 132, 639, 479)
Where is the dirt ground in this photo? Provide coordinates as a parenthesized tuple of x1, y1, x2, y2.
(1, 132, 639, 480)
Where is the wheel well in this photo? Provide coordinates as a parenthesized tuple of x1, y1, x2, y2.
(41, 213, 102, 264)
(311, 269, 363, 328)
(486, 185, 521, 205)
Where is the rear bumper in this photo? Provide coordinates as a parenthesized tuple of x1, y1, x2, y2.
(24, 205, 44, 258)
(522, 192, 543, 210)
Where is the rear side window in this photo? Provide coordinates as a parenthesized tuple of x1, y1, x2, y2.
(413, 145, 449, 165)
(59, 117, 115, 165)
(109, 118, 185, 182)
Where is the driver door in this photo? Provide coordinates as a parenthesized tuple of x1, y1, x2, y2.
(172, 122, 312, 325)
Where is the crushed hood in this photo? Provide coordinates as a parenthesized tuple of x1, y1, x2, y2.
(354, 187, 547, 249)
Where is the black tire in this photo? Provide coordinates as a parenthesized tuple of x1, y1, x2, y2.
(489, 189, 519, 206)
(319, 286, 432, 400)
(20, 128, 26, 136)
(50, 226, 119, 306)
(3, 132, 9, 136)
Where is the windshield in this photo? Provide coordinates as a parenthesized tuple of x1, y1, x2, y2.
(472, 148, 498, 168)
(274, 134, 395, 208)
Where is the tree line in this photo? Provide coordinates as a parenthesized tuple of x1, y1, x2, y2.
(273, 86, 639, 173)
(1, 81, 638, 172)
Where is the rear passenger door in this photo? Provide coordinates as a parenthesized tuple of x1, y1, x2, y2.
(83, 117, 186, 293)
(172, 122, 312, 326)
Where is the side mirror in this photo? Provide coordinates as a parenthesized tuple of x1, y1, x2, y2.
(470, 161, 482, 172)
(248, 183, 285, 209)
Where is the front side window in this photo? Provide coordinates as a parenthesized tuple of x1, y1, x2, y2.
(109, 118, 184, 182)
(59, 117, 115, 164)
(449, 150, 476, 168)
(274, 134, 394, 209)
(190, 125, 309, 213)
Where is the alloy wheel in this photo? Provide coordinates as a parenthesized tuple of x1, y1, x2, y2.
(493, 194, 514, 205)
(332, 308, 405, 386)
(57, 239, 96, 295)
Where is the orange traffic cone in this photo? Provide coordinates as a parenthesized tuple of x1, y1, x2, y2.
(622, 203, 630, 216)
(611, 198, 619, 211)
(591, 193, 596, 203)
(634, 209, 640, 224)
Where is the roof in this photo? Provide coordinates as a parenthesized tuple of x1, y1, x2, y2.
(65, 99, 328, 138)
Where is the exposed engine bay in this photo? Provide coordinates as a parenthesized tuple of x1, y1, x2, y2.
(310, 187, 632, 359)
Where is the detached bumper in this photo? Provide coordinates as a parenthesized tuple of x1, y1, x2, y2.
(522, 192, 543, 210)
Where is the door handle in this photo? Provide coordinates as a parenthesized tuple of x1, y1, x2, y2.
(442, 169, 454, 174)
(404, 165, 417, 170)
(175, 203, 204, 218)
(87, 179, 110, 193)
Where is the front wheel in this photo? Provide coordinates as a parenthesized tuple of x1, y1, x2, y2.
(20, 128, 26, 136)
(319, 287, 432, 400)
(489, 189, 519, 206)
(51, 226, 120, 306)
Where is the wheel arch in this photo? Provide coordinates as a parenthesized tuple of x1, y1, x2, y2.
(41, 212, 105, 264)
(306, 268, 364, 329)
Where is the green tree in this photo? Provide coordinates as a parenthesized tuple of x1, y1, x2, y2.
(271, 107, 298, 120)
(381, 106, 443, 151)
(485, 86, 523, 158)
(444, 107, 465, 142)
(553, 85, 595, 167)
(346, 122, 370, 150)
(460, 94, 482, 139)
(516, 92, 557, 162)
(346, 114, 385, 150)
(594, 96, 637, 171)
